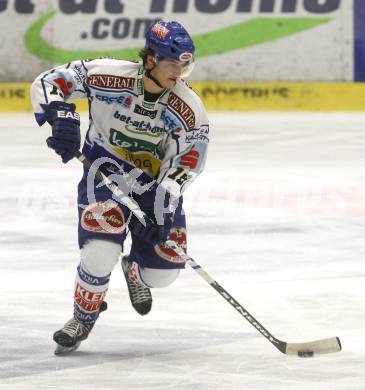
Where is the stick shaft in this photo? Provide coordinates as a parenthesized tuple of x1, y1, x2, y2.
(183, 256, 286, 353)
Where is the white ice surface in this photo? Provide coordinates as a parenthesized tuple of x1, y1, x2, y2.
(0, 112, 364, 389)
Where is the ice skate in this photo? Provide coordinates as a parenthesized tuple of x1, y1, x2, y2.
(122, 257, 152, 316)
(53, 301, 107, 355)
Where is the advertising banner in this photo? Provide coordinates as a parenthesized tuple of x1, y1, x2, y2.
(0, 0, 354, 82)
(3, 82, 365, 112)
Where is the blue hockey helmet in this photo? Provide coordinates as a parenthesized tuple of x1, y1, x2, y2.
(144, 20, 195, 64)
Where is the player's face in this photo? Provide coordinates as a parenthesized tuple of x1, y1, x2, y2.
(148, 56, 195, 89)
(153, 58, 183, 88)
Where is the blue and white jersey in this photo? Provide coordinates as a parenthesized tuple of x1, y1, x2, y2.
(31, 58, 209, 196)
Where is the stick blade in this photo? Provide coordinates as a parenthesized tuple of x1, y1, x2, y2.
(285, 336, 341, 357)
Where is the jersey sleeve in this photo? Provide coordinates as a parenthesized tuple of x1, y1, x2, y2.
(30, 60, 89, 126)
(157, 94, 209, 197)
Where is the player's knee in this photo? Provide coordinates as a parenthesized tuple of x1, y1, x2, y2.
(81, 239, 122, 277)
(139, 267, 180, 288)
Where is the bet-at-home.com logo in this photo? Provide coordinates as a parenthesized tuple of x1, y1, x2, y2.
(14, 0, 342, 63)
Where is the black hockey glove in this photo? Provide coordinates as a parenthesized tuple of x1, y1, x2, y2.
(129, 213, 173, 245)
(45, 101, 81, 163)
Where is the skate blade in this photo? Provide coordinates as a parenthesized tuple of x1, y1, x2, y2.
(54, 341, 81, 355)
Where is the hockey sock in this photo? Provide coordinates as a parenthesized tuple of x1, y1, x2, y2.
(73, 263, 110, 325)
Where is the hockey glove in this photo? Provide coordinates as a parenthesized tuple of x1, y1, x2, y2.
(45, 101, 81, 163)
(129, 214, 173, 245)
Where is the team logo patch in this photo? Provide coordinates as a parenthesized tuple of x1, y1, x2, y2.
(81, 201, 125, 234)
(154, 227, 187, 263)
(53, 78, 74, 96)
(152, 23, 169, 39)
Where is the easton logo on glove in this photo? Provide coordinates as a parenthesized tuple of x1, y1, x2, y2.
(57, 110, 80, 120)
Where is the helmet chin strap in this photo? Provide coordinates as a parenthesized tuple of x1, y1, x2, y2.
(145, 67, 164, 89)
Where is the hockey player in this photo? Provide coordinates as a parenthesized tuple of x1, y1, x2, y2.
(31, 20, 209, 354)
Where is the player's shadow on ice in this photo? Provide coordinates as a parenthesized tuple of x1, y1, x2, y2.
(48, 326, 258, 380)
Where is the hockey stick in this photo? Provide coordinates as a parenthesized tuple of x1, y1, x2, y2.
(75, 151, 342, 357)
